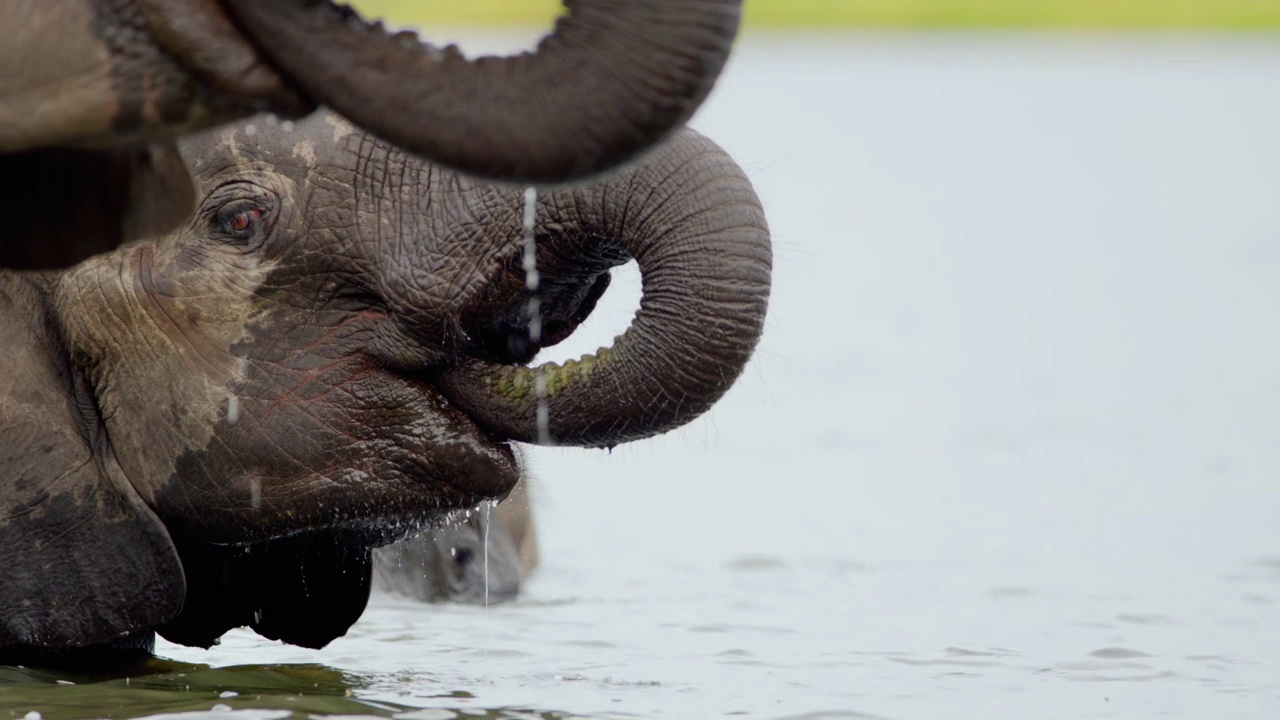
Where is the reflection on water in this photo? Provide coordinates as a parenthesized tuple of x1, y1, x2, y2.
(8, 30, 1280, 720)
(0, 661, 587, 719)
(0, 663, 394, 719)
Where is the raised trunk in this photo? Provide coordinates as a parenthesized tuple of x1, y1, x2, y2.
(223, 0, 742, 184)
(436, 130, 771, 449)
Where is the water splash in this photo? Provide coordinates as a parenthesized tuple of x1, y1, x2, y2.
(522, 187, 552, 446)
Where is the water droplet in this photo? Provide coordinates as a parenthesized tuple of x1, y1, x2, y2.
(522, 187, 538, 232)
(522, 187, 542, 342)
(526, 296, 542, 341)
(535, 371, 552, 445)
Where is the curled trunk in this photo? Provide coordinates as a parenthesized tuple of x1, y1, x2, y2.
(224, 0, 742, 184)
(437, 130, 771, 449)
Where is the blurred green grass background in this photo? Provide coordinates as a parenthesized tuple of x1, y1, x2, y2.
(350, 0, 1280, 29)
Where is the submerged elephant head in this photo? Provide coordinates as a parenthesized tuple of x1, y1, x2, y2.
(1, 0, 743, 268)
(373, 458, 538, 606)
(0, 111, 770, 651)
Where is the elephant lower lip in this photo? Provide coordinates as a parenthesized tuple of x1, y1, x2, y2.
(190, 522, 414, 553)
(152, 361, 521, 546)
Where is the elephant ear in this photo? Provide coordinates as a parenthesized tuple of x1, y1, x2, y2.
(0, 276, 185, 648)
(0, 144, 194, 270)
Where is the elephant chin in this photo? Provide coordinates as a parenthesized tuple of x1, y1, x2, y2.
(221, 0, 742, 184)
(434, 129, 772, 450)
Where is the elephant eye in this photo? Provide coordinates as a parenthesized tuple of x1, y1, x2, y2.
(452, 546, 474, 567)
(225, 209, 258, 232)
(203, 182, 278, 248)
(217, 206, 263, 237)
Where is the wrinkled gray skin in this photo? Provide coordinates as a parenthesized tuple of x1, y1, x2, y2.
(373, 462, 538, 605)
(0, 112, 770, 656)
(1, 0, 743, 269)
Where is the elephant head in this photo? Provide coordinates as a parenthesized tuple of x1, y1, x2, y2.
(0, 111, 770, 652)
(1, 0, 743, 269)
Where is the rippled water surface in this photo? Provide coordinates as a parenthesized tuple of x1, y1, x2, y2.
(7, 31, 1280, 719)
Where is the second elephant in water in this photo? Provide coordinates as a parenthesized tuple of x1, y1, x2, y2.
(1, 111, 770, 653)
(373, 460, 538, 605)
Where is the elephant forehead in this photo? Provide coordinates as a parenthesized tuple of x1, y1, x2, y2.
(182, 111, 361, 163)
(322, 112, 358, 144)
(292, 138, 318, 166)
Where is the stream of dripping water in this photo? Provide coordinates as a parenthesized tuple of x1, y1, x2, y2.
(523, 187, 552, 446)
(483, 501, 492, 610)
(481, 188, 549, 610)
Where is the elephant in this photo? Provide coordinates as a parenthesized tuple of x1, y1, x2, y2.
(0, 110, 770, 658)
(372, 459, 538, 605)
(1, 0, 745, 269)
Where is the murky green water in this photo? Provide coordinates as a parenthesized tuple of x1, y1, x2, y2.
(1, 663, 404, 719)
(8, 30, 1280, 720)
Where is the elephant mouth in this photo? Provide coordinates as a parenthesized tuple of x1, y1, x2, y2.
(326, 246, 610, 536)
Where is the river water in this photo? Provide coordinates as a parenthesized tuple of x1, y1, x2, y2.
(6, 31, 1280, 720)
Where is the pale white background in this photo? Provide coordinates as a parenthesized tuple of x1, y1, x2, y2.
(165, 32, 1280, 719)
